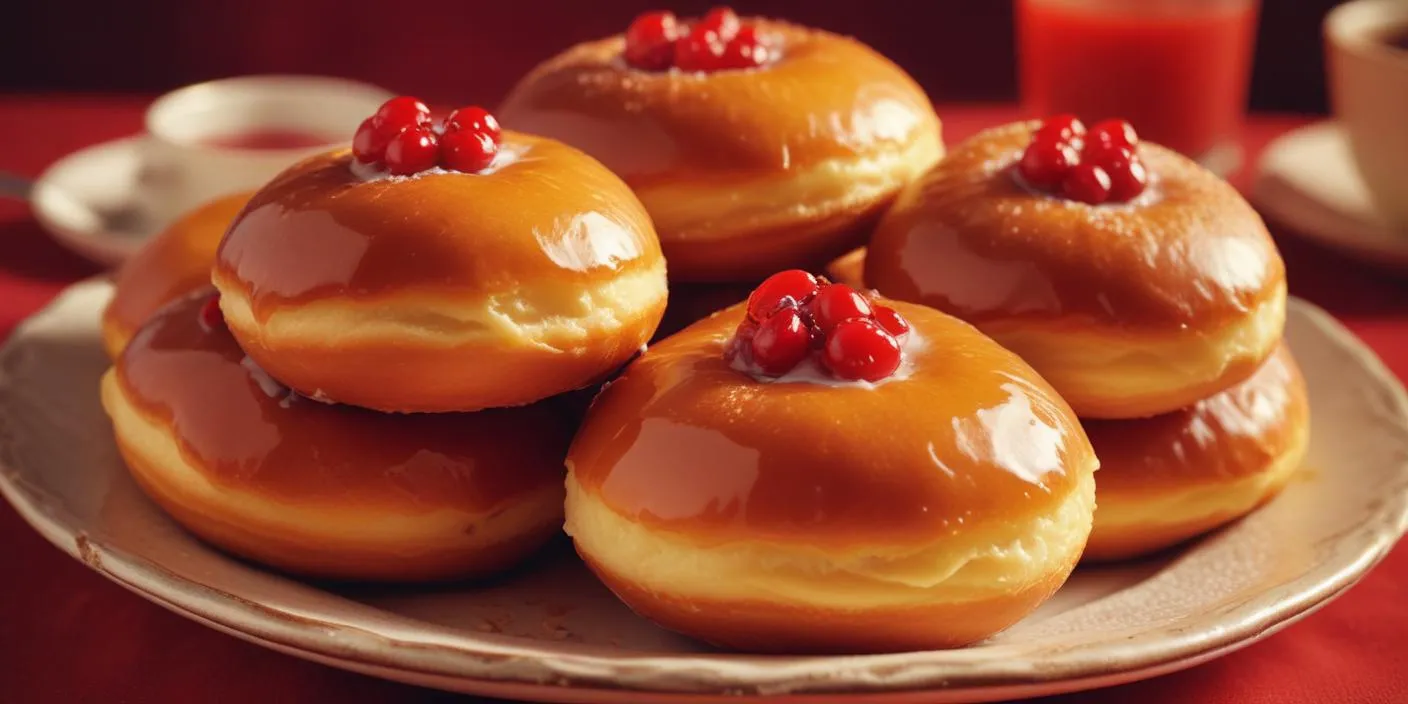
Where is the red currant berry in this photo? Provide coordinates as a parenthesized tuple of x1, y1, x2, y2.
(444, 106, 501, 142)
(199, 295, 224, 331)
(1081, 141, 1133, 169)
(747, 270, 820, 321)
(384, 127, 439, 175)
(1104, 156, 1148, 202)
(440, 127, 498, 173)
(1033, 114, 1086, 145)
(352, 117, 392, 165)
(1018, 140, 1080, 190)
(1062, 163, 1113, 205)
(716, 25, 769, 69)
(373, 96, 431, 130)
(624, 11, 680, 70)
(823, 319, 902, 382)
(808, 284, 873, 333)
(697, 6, 741, 42)
(871, 305, 910, 338)
(1088, 119, 1138, 149)
(750, 308, 811, 375)
(675, 29, 725, 71)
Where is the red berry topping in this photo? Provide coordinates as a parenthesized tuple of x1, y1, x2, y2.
(808, 283, 873, 333)
(697, 6, 741, 42)
(353, 96, 433, 167)
(823, 319, 902, 382)
(199, 295, 224, 331)
(747, 269, 820, 321)
(374, 96, 432, 129)
(675, 29, 725, 71)
(1103, 155, 1149, 202)
(871, 305, 910, 339)
(440, 127, 498, 173)
(624, 11, 680, 70)
(1033, 114, 1086, 145)
(716, 25, 769, 69)
(352, 117, 392, 165)
(1088, 119, 1138, 150)
(750, 308, 812, 376)
(1018, 140, 1079, 190)
(444, 106, 501, 142)
(1062, 163, 1113, 205)
(384, 127, 439, 175)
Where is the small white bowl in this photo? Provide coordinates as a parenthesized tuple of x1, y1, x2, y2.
(139, 74, 392, 224)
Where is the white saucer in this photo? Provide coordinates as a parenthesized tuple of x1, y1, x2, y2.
(1251, 121, 1408, 270)
(30, 136, 163, 267)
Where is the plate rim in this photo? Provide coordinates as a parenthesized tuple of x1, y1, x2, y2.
(2, 279, 1407, 699)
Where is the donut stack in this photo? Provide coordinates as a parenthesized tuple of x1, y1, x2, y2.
(100, 98, 669, 581)
(862, 117, 1309, 561)
(95, 7, 1310, 656)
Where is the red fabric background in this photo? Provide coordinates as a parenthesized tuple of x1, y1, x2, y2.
(1, 99, 1406, 703)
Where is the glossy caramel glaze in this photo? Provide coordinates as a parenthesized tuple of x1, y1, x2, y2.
(866, 122, 1284, 331)
(214, 132, 661, 318)
(102, 192, 251, 357)
(569, 300, 1095, 547)
(498, 19, 940, 189)
(114, 291, 570, 510)
(1084, 344, 1307, 495)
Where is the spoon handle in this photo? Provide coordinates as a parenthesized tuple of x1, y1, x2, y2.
(0, 172, 34, 200)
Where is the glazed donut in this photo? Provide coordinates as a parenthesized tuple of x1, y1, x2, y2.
(824, 247, 867, 289)
(498, 11, 943, 282)
(565, 284, 1098, 653)
(102, 192, 250, 358)
(652, 280, 755, 340)
(865, 120, 1286, 419)
(100, 291, 570, 581)
(1083, 344, 1309, 561)
(212, 122, 668, 413)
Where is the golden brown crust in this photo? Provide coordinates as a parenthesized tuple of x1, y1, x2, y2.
(103, 292, 571, 581)
(211, 132, 668, 411)
(1086, 345, 1307, 493)
(101, 192, 251, 358)
(865, 121, 1285, 333)
(580, 549, 1076, 653)
(214, 133, 661, 314)
(568, 300, 1095, 547)
(499, 19, 943, 281)
(1082, 345, 1310, 561)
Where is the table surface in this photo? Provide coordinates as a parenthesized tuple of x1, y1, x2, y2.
(1, 97, 1406, 704)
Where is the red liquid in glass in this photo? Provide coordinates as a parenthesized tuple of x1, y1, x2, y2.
(1018, 0, 1259, 163)
(200, 129, 333, 150)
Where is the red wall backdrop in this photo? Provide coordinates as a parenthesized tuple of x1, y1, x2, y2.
(1, 0, 1339, 112)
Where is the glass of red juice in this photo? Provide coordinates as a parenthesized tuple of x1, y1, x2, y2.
(1018, 0, 1260, 175)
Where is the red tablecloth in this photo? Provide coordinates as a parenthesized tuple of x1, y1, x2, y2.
(1, 98, 1406, 704)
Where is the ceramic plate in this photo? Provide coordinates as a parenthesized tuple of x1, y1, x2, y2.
(3, 281, 1407, 703)
(30, 136, 163, 267)
(1251, 121, 1408, 270)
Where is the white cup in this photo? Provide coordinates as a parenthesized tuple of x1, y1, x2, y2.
(1326, 0, 1408, 229)
(139, 75, 393, 223)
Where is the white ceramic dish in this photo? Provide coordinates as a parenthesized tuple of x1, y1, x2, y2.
(29, 136, 157, 266)
(2, 281, 1406, 703)
(1251, 121, 1408, 271)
